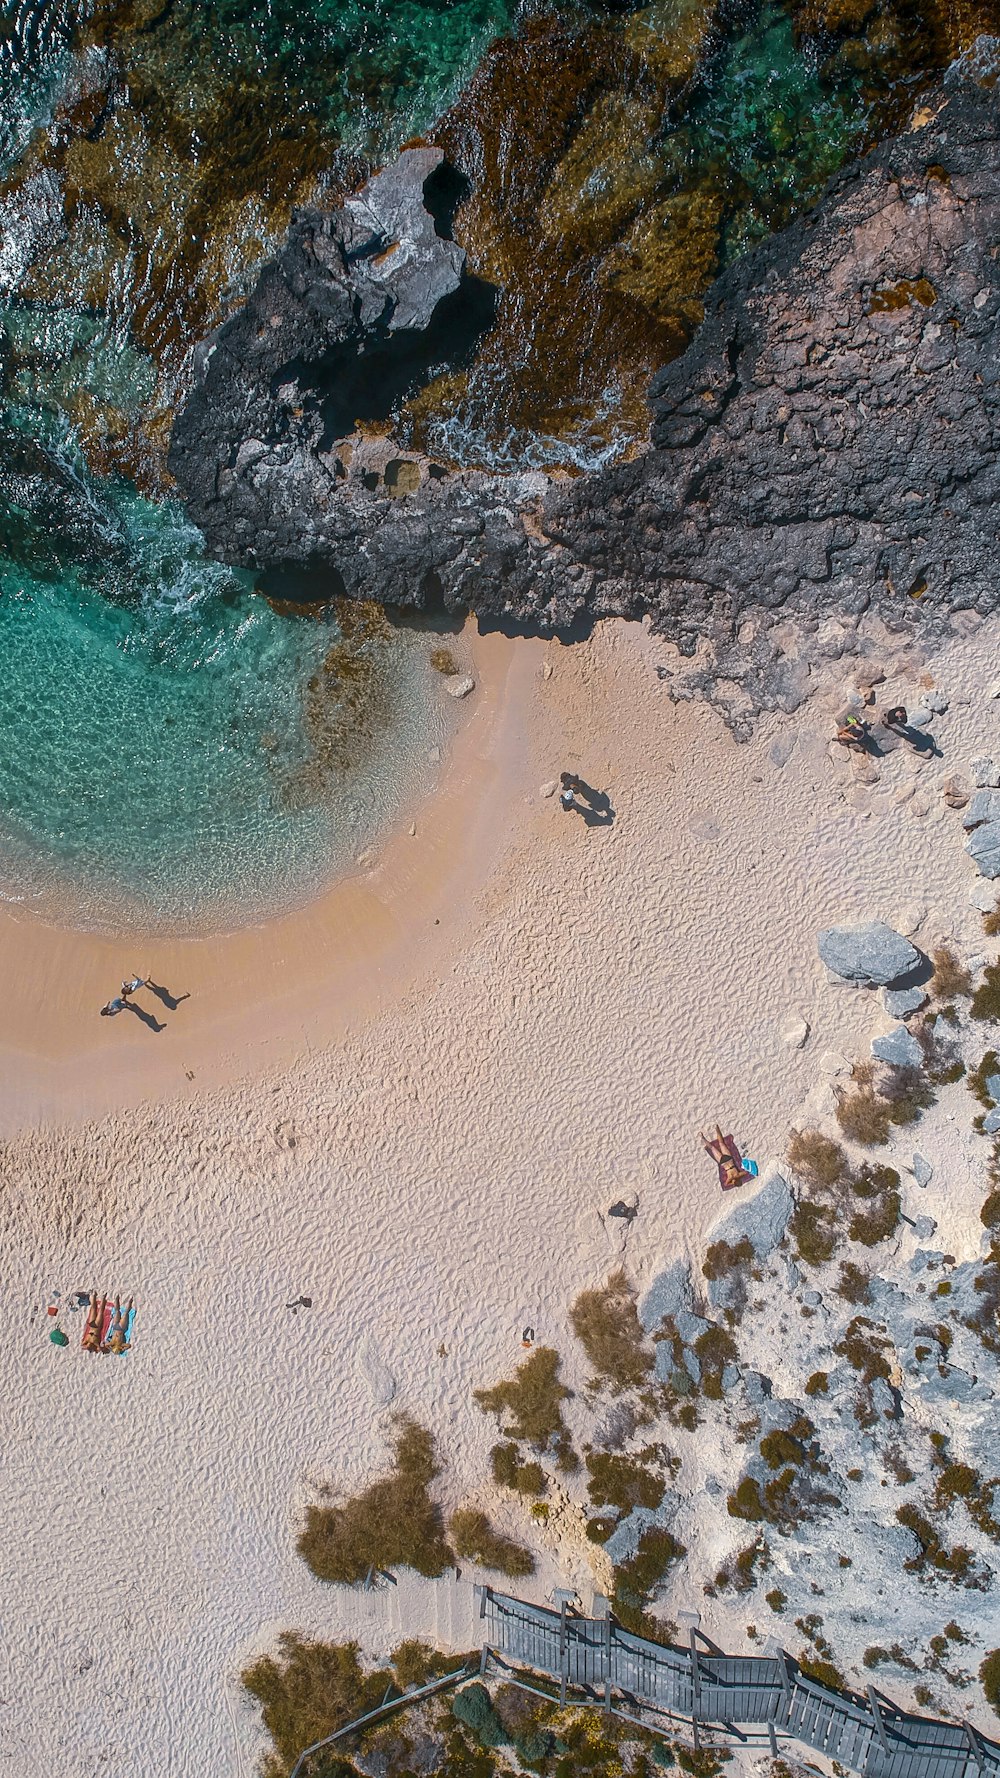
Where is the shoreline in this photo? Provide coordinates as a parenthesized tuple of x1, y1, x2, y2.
(0, 620, 544, 1135)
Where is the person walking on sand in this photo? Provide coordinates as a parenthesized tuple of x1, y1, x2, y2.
(100, 995, 125, 1017)
(121, 975, 145, 1001)
(559, 771, 579, 811)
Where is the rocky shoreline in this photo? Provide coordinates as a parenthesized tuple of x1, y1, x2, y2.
(169, 74, 1000, 725)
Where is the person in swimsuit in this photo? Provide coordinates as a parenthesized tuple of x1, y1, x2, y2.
(104, 1296, 134, 1354)
(82, 1293, 108, 1352)
(700, 1126, 750, 1191)
(835, 714, 869, 751)
(100, 997, 125, 1017)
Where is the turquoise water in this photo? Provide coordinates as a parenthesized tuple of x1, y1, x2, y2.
(0, 478, 449, 931)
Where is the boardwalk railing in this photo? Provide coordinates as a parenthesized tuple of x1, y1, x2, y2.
(477, 1587, 1000, 1778)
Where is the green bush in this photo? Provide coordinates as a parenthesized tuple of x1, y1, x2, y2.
(585, 1448, 666, 1512)
(972, 963, 1000, 1023)
(474, 1347, 571, 1450)
(849, 1189, 901, 1246)
(242, 1634, 389, 1778)
(760, 1430, 807, 1470)
(453, 1682, 507, 1748)
(702, 1237, 755, 1281)
(490, 1442, 546, 1495)
(570, 1268, 654, 1387)
(727, 1477, 764, 1521)
(836, 1089, 891, 1146)
(613, 1527, 687, 1633)
(804, 1371, 829, 1396)
(449, 1508, 535, 1577)
(980, 1649, 1000, 1715)
(789, 1199, 837, 1266)
(296, 1419, 451, 1584)
(765, 1588, 787, 1612)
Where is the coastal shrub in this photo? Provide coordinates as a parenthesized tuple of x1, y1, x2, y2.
(787, 1129, 849, 1190)
(474, 1347, 571, 1450)
(585, 1448, 666, 1512)
(490, 1442, 546, 1496)
(570, 1269, 654, 1387)
(981, 1190, 1000, 1230)
(612, 1526, 686, 1634)
(449, 1508, 535, 1577)
(760, 1429, 807, 1471)
(714, 1537, 770, 1594)
(242, 1633, 388, 1778)
(968, 1050, 1000, 1108)
(702, 1237, 755, 1280)
(430, 646, 459, 676)
(297, 1419, 451, 1584)
(851, 1162, 900, 1198)
(880, 1065, 936, 1125)
(836, 1318, 892, 1384)
(837, 1262, 871, 1303)
(849, 1188, 901, 1246)
(836, 1089, 891, 1146)
(805, 1371, 829, 1395)
(586, 1515, 617, 1543)
(391, 1639, 463, 1689)
(727, 1477, 765, 1522)
(789, 1199, 837, 1266)
(971, 962, 1000, 1023)
(984, 909, 1000, 937)
(980, 1650, 1000, 1715)
(452, 1682, 506, 1748)
(694, 1325, 738, 1397)
(765, 1587, 787, 1612)
(930, 946, 973, 1001)
(798, 1656, 847, 1691)
(897, 1504, 976, 1581)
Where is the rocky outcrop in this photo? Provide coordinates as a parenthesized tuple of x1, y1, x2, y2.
(170, 78, 1000, 687)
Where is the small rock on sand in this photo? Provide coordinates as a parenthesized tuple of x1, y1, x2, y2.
(540, 781, 557, 798)
(447, 675, 475, 699)
(984, 1107, 1000, 1135)
(969, 880, 997, 912)
(893, 902, 925, 937)
(781, 1016, 809, 1049)
(966, 820, 1000, 877)
(542, 661, 553, 680)
(819, 1050, 850, 1075)
(881, 985, 927, 1018)
(911, 1153, 934, 1188)
(818, 921, 920, 986)
(971, 756, 1000, 787)
(871, 1026, 923, 1068)
(769, 735, 796, 769)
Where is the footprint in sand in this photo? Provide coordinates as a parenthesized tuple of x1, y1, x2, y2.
(358, 1335, 396, 1408)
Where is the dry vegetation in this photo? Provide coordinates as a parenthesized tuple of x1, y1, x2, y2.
(570, 1269, 654, 1388)
(474, 1346, 573, 1456)
(449, 1508, 535, 1577)
(930, 945, 973, 1002)
(297, 1418, 452, 1585)
(242, 1634, 393, 1778)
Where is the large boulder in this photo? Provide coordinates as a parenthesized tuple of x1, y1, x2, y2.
(709, 1167, 793, 1259)
(818, 922, 920, 986)
(639, 1259, 692, 1332)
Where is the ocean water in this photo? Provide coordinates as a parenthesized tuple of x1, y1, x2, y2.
(0, 0, 939, 932)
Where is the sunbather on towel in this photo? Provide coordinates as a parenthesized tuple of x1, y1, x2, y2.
(700, 1125, 750, 1191)
(82, 1292, 108, 1352)
(103, 1296, 134, 1354)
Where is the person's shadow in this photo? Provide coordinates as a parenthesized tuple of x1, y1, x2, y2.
(145, 979, 191, 1012)
(125, 1002, 164, 1033)
(572, 778, 615, 828)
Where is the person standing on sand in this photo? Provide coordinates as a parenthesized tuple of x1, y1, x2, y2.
(882, 705, 908, 732)
(560, 772, 579, 811)
(100, 996, 125, 1017)
(121, 976, 145, 1001)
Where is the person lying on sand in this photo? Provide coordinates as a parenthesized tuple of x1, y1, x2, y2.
(700, 1126, 751, 1191)
(103, 1296, 134, 1355)
(82, 1292, 108, 1352)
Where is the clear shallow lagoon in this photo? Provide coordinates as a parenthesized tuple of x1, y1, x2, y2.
(0, 487, 451, 934)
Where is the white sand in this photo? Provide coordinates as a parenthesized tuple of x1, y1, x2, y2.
(3, 612, 999, 1774)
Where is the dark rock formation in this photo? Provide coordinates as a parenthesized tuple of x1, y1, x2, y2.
(170, 77, 1000, 716)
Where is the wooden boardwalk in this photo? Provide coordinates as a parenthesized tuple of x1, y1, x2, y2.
(478, 1588, 1000, 1778)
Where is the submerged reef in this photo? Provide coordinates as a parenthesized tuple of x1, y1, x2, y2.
(171, 75, 1000, 712)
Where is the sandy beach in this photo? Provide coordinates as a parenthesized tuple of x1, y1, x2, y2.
(4, 609, 1000, 1775)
